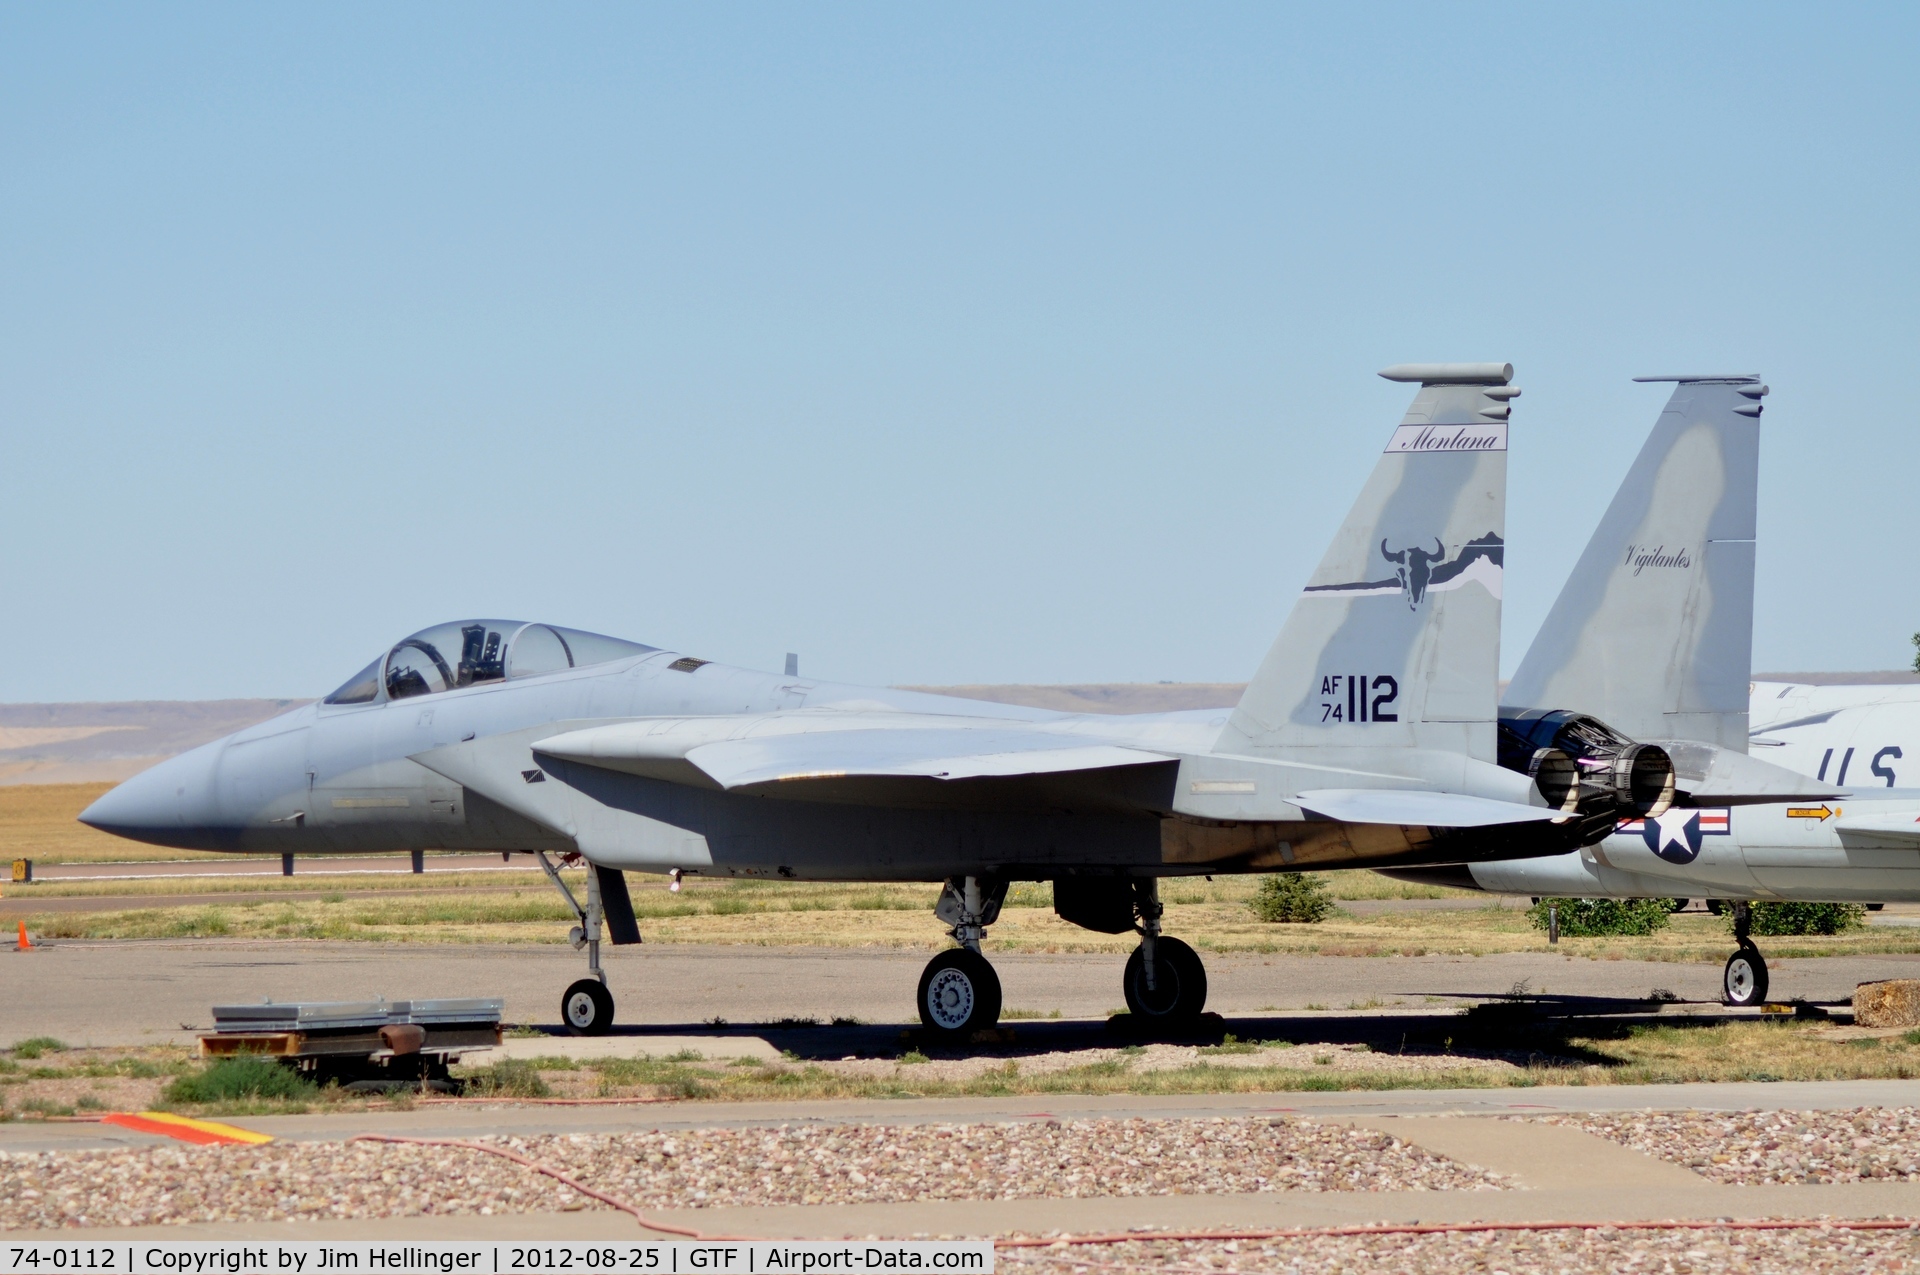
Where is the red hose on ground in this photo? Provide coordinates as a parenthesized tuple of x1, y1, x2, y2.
(345, 1133, 736, 1239)
(996, 1217, 1920, 1247)
(344, 1135, 1918, 1247)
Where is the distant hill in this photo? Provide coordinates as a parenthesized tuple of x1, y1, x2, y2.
(4, 672, 1913, 784)
(0, 700, 310, 785)
(1752, 671, 1920, 685)
(898, 683, 1247, 714)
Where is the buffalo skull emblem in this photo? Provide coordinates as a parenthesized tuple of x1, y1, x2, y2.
(1380, 537, 1447, 609)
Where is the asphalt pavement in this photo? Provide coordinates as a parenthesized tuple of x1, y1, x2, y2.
(8, 938, 1920, 1048)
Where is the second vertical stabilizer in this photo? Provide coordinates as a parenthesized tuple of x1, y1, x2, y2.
(1504, 376, 1763, 751)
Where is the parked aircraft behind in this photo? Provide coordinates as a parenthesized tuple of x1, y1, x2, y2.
(1381, 373, 1918, 1006)
(79, 363, 1819, 1036)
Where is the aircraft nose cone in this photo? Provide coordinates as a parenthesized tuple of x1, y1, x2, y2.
(79, 739, 231, 850)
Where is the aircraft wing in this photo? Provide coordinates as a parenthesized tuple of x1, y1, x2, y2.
(1290, 788, 1562, 827)
(1655, 739, 1848, 805)
(532, 720, 1173, 790)
(1835, 809, 1920, 839)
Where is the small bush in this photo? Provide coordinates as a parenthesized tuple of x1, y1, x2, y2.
(164, 1056, 316, 1104)
(1740, 902, 1868, 936)
(461, 1058, 551, 1099)
(10, 1037, 66, 1060)
(1249, 874, 1333, 923)
(1526, 897, 1671, 937)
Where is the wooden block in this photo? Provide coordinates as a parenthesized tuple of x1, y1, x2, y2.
(1853, 979, 1920, 1027)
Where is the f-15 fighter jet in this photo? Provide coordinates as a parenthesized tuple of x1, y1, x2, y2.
(79, 363, 1814, 1036)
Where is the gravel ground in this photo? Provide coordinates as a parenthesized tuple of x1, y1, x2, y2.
(1537, 1108, 1920, 1185)
(531, 1117, 1503, 1208)
(998, 1227, 1920, 1274)
(0, 1117, 1501, 1230)
(787, 1042, 1517, 1085)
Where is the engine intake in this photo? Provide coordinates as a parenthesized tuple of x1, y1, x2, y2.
(1499, 709, 1676, 840)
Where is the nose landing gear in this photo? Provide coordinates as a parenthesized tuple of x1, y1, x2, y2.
(563, 977, 615, 1034)
(916, 876, 1006, 1039)
(1722, 901, 1770, 1008)
(538, 852, 642, 1036)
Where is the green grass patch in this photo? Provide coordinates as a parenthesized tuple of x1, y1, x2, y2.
(164, 1056, 317, 1104)
(1527, 897, 1672, 937)
(460, 1058, 552, 1098)
(1741, 902, 1868, 936)
(10, 1037, 67, 1060)
(1249, 874, 1334, 923)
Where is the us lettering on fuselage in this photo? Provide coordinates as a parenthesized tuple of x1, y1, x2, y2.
(1811, 744, 1904, 787)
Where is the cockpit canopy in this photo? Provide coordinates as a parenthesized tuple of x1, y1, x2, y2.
(324, 621, 657, 705)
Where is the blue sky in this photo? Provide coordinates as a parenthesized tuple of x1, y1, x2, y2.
(3, 4, 1916, 701)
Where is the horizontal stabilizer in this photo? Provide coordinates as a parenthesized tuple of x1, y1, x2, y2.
(534, 723, 1171, 789)
(1656, 739, 1848, 805)
(1290, 788, 1561, 828)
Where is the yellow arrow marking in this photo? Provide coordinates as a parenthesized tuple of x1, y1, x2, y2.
(1787, 805, 1840, 821)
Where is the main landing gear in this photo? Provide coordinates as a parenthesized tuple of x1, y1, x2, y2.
(917, 877, 1006, 1039)
(538, 851, 644, 1036)
(1122, 879, 1208, 1026)
(914, 875, 1210, 1042)
(1722, 901, 1770, 1008)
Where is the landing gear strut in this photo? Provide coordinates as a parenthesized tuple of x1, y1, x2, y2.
(917, 876, 1006, 1039)
(1122, 879, 1208, 1024)
(1722, 901, 1770, 1008)
(539, 851, 616, 1035)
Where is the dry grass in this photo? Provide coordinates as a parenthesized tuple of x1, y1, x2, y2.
(0, 783, 248, 864)
(1554, 1019, 1920, 1085)
(13, 1017, 1920, 1118)
(13, 866, 554, 900)
(22, 875, 1920, 962)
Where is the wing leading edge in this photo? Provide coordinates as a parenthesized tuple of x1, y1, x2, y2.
(533, 720, 1173, 790)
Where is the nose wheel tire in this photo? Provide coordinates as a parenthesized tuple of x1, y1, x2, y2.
(1723, 945, 1769, 1007)
(563, 978, 615, 1035)
(917, 948, 1002, 1039)
(1123, 935, 1208, 1022)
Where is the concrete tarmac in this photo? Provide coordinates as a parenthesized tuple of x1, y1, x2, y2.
(10, 939, 1920, 1048)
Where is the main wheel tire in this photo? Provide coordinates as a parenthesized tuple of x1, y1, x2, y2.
(917, 948, 1003, 1039)
(1723, 946, 1769, 1007)
(562, 978, 615, 1035)
(1123, 935, 1208, 1022)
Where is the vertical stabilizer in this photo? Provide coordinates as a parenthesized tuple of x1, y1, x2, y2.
(1503, 375, 1764, 751)
(1217, 363, 1515, 764)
